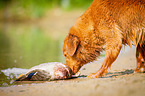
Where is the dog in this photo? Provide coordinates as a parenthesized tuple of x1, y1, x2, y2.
(63, 0, 145, 78)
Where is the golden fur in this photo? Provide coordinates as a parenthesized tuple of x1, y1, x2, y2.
(63, 0, 145, 78)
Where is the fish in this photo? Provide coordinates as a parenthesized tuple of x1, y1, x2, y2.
(15, 62, 73, 81)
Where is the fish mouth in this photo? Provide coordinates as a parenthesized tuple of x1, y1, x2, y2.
(54, 64, 73, 80)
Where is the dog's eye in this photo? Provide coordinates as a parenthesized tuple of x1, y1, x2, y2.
(64, 54, 67, 57)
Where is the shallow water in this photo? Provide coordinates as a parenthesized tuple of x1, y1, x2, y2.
(0, 23, 66, 86)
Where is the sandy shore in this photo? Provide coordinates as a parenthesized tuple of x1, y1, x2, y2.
(0, 46, 145, 96)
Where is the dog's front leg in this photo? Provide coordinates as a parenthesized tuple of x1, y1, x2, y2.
(87, 38, 122, 78)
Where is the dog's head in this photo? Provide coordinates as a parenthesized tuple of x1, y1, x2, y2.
(63, 33, 83, 74)
(63, 25, 105, 74)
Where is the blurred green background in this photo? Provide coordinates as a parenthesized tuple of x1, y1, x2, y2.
(0, 0, 93, 20)
(0, 0, 93, 70)
(0, 0, 93, 86)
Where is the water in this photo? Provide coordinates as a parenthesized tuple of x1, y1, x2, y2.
(0, 23, 66, 87)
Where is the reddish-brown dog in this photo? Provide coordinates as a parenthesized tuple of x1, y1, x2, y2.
(63, 0, 145, 78)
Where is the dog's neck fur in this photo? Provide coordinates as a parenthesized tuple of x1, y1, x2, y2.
(75, 30, 105, 64)
(68, 8, 106, 64)
(70, 27, 105, 65)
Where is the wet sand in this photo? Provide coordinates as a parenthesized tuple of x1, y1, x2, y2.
(0, 46, 145, 96)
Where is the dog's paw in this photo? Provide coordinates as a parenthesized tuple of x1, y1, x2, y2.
(87, 73, 100, 78)
(134, 67, 145, 73)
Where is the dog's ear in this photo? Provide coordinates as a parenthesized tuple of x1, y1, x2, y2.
(66, 34, 80, 56)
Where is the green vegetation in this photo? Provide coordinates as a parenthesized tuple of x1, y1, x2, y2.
(0, 0, 93, 20)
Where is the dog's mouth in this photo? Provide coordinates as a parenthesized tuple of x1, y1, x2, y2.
(66, 58, 84, 75)
(69, 64, 82, 75)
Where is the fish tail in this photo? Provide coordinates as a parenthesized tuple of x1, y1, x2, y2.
(15, 72, 36, 81)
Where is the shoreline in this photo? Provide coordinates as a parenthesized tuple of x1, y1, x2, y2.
(0, 46, 145, 96)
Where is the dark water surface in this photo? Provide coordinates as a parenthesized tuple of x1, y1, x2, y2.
(0, 23, 66, 86)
